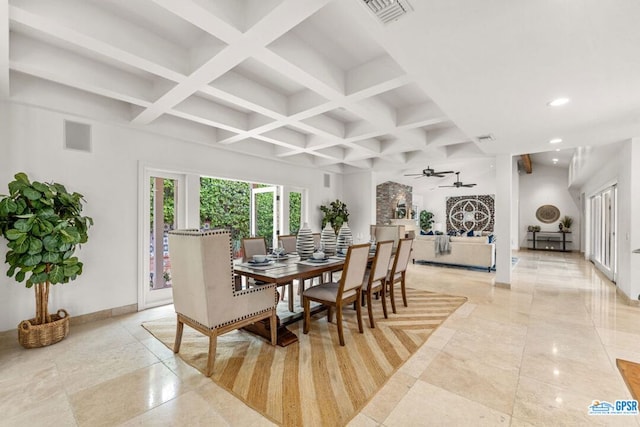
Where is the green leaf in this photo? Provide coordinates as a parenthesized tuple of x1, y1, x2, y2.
(5, 229, 25, 240)
(10, 236, 29, 254)
(21, 253, 42, 267)
(42, 251, 61, 263)
(28, 237, 43, 255)
(14, 218, 32, 232)
(48, 265, 64, 284)
(31, 181, 49, 193)
(42, 235, 60, 252)
(15, 270, 25, 282)
(14, 172, 30, 184)
(30, 271, 47, 284)
(64, 264, 80, 277)
(15, 199, 27, 215)
(7, 265, 16, 277)
(21, 186, 42, 201)
(33, 264, 46, 274)
(0, 198, 17, 215)
(62, 249, 74, 260)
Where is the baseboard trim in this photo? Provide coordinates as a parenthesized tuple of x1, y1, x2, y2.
(615, 286, 640, 307)
(494, 281, 511, 289)
(69, 303, 139, 326)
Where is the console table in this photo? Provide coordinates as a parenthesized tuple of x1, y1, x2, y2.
(528, 231, 572, 252)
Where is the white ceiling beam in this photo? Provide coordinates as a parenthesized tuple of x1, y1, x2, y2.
(350, 96, 396, 128)
(150, 0, 242, 44)
(300, 114, 345, 138)
(288, 89, 330, 117)
(0, 0, 8, 97)
(445, 142, 485, 158)
(211, 71, 288, 116)
(10, 6, 186, 82)
(396, 101, 449, 129)
(10, 33, 154, 105)
(426, 126, 471, 148)
(134, 0, 330, 125)
(346, 54, 408, 98)
(172, 96, 248, 132)
(260, 127, 307, 149)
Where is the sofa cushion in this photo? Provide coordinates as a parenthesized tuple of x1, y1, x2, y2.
(450, 236, 489, 243)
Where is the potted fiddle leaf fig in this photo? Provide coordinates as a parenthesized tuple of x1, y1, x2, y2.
(419, 210, 434, 232)
(0, 172, 93, 348)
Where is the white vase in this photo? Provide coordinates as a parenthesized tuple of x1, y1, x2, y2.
(336, 222, 353, 254)
(296, 223, 314, 260)
(320, 223, 337, 256)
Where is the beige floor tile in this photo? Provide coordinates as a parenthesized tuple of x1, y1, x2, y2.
(361, 371, 416, 423)
(69, 362, 184, 427)
(383, 380, 510, 426)
(119, 389, 230, 426)
(3, 390, 77, 427)
(347, 413, 380, 427)
(420, 350, 519, 414)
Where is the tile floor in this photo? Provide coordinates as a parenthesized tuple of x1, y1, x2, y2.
(1, 250, 640, 426)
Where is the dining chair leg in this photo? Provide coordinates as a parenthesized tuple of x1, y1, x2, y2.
(205, 331, 217, 377)
(303, 296, 311, 334)
(174, 316, 184, 353)
(336, 303, 345, 346)
(401, 273, 408, 307)
(355, 291, 364, 334)
(327, 306, 333, 323)
(366, 289, 375, 328)
(269, 310, 277, 345)
(389, 280, 397, 314)
(380, 280, 388, 319)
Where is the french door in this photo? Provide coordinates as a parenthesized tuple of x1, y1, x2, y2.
(590, 185, 617, 281)
(251, 185, 278, 250)
(140, 170, 186, 309)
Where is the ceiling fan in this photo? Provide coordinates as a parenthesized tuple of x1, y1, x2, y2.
(439, 172, 477, 188)
(403, 166, 454, 178)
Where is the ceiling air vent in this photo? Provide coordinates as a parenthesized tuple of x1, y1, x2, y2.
(363, 0, 413, 24)
(476, 134, 495, 143)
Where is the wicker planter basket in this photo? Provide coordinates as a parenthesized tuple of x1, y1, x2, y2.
(18, 309, 70, 349)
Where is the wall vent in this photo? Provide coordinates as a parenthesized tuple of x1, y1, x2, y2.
(363, 0, 413, 24)
(476, 134, 495, 143)
(324, 173, 331, 188)
(64, 120, 92, 152)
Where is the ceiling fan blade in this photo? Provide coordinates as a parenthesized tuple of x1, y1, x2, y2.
(462, 184, 477, 187)
(438, 185, 455, 188)
(403, 173, 423, 176)
(435, 170, 454, 175)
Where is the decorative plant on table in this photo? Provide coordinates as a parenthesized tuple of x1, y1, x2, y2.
(419, 210, 434, 232)
(320, 199, 349, 234)
(560, 215, 573, 232)
(0, 172, 93, 348)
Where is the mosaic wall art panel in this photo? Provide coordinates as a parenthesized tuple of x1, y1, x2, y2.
(446, 194, 495, 232)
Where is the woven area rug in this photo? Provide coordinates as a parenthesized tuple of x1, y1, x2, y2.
(142, 288, 467, 427)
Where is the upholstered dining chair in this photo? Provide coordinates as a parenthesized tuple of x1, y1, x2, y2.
(242, 236, 267, 260)
(388, 238, 414, 314)
(362, 239, 394, 328)
(168, 229, 277, 377)
(302, 243, 370, 346)
(278, 234, 297, 254)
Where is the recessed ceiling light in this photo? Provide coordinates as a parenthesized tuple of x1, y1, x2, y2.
(549, 138, 563, 144)
(552, 158, 559, 163)
(548, 97, 570, 107)
(555, 148, 560, 152)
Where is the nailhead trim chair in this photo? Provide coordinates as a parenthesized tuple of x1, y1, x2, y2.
(168, 229, 277, 376)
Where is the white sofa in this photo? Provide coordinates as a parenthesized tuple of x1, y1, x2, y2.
(411, 235, 496, 272)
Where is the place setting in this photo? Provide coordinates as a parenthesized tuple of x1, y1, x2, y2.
(241, 254, 287, 270)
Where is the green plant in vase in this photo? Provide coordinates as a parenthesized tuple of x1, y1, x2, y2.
(320, 199, 349, 234)
(560, 215, 573, 232)
(0, 172, 93, 348)
(419, 210, 434, 232)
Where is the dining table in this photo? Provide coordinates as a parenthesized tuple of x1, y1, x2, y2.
(233, 251, 373, 346)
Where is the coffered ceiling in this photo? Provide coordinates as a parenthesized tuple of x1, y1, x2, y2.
(3, 0, 640, 182)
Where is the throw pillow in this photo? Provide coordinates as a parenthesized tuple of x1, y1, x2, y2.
(420, 230, 427, 235)
(426, 230, 434, 235)
(466, 229, 474, 237)
(488, 234, 495, 243)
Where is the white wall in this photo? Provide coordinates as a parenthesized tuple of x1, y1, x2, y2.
(0, 102, 341, 331)
(342, 171, 375, 243)
(577, 139, 640, 301)
(518, 163, 581, 250)
(414, 167, 497, 233)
